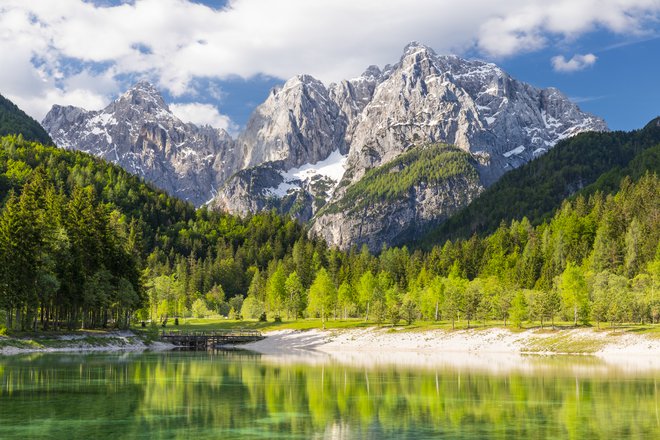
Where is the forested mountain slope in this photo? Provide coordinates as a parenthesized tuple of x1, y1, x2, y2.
(420, 117, 660, 246)
(0, 94, 53, 145)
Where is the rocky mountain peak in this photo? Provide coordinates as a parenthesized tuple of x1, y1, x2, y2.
(110, 80, 170, 118)
(398, 42, 442, 76)
(238, 73, 347, 170)
(361, 65, 382, 80)
(402, 41, 436, 57)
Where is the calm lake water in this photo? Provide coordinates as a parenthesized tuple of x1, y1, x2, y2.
(1, 350, 659, 439)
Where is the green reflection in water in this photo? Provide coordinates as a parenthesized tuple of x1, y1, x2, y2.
(1, 351, 659, 439)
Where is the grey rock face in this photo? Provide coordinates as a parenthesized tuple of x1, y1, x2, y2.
(312, 174, 483, 251)
(238, 75, 348, 169)
(342, 43, 607, 186)
(42, 81, 237, 206)
(211, 165, 290, 217)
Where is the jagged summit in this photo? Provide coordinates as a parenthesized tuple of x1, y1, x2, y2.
(360, 65, 382, 79)
(402, 40, 436, 56)
(106, 80, 171, 119)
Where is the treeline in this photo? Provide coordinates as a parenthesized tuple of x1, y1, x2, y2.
(422, 117, 660, 245)
(148, 173, 659, 330)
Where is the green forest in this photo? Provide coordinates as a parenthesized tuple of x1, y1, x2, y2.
(0, 131, 659, 332)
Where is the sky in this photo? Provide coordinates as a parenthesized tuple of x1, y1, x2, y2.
(0, 0, 658, 134)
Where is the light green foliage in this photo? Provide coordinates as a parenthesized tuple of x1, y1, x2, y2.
(336, 280, 355, 320)
(357, 271, 377, 321)
(420, 276, 444, 321)
(191, 298, 211, 318)
(510, 290, 528, 329)
(205, 284, 225, 315)
(241, 295, 265, 320)
(228, 295, 244, 320)
(464, 279, 483, 328)
(266, 263, 287, 319)
(442, 267, 466, 329)
(307, 268, 335, 328)
(385, 286, 402, 325)
(284, 271, 306, 319)
(558, 262, 590, 326)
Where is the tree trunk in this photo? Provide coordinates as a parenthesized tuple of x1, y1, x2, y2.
(434, 301, 439, 321)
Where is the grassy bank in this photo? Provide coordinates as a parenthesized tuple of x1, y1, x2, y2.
(147, 316, 660, 335)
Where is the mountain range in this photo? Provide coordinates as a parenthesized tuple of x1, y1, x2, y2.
(41, 42, 607, 250)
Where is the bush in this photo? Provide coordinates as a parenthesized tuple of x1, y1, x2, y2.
(191, 298, 211, 318)
(241, 295, 265, 319)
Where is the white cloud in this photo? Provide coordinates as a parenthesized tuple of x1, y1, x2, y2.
(551, 53, 598, 72)
(170, 102, 237, 134)
(0, 0, 659, 119)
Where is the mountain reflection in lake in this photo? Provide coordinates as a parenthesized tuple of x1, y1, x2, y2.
(1, 350, 659, 439)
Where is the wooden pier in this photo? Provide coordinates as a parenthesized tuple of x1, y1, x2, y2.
(161, 329, 265, 349)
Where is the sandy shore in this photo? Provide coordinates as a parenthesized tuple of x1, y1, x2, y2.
(242, 327, 660, 373)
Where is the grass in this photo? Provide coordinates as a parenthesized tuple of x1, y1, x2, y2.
(522, 333, 608, 354)
(144, 316, 660, 334)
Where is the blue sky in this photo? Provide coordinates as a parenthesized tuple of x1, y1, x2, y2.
(1, 0, 658, 132)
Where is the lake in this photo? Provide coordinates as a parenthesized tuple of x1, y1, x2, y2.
(1, 350, 659, 439)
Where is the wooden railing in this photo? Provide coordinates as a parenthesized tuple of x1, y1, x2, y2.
(161, 329, 263, 338)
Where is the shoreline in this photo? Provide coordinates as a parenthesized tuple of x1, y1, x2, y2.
(240, 327, 660, 373)
(0, 330, 175, 356)
(2, 327, 660, 373)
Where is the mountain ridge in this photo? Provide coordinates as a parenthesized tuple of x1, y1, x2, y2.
(42, 42, 607, 250)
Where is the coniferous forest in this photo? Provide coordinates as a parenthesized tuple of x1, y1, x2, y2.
(0, 129, 658, 332)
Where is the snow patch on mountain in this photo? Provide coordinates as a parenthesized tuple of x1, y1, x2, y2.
(266, 149, 348, 199)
